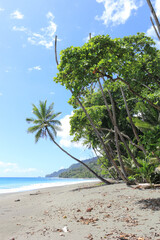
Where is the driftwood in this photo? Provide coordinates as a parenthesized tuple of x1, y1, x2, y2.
(134, 183, 160, 189)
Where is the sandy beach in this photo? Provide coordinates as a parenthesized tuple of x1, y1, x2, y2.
(0, 182, 160, 240)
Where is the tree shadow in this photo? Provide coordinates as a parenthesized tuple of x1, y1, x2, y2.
(136, 198, 160, 211)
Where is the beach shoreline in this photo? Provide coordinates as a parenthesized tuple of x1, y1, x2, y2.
(0, 178, 99, 194)
(0, 182, 160, 240)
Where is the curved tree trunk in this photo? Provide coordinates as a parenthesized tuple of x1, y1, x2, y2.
(46, 127, 111, 185)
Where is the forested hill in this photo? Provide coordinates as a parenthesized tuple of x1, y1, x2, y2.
(45, 157, 100, 178)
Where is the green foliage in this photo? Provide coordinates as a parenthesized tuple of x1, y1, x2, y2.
(54, 33, 160, 184)
(59, 160, 109, 178)
(130, 158, 159, 183)
(26, 100, 62, 143)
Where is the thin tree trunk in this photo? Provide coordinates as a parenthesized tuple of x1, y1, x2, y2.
(146, 0, 160, 36)
(98, 78, 141, 168)
(100, 127, 145, 151)
(46, 127, 111, 184)
(108, 91, 128, 177)
(104, 73, 160, 111)
(120, 87, 147, 155)
(73, 94, 130, 184)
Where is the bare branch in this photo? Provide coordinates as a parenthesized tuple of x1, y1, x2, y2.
(146, 0, 160, 36)
(150, 16, 160, 40)
(55, 35, 59, 66)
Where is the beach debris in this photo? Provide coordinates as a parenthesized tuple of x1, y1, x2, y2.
(63, 215, 67, 218)
(56, 226, 70, 233)
(59, 233, 65, 237)
(77, 209, 81, 212)
(10, 238, 15, 240)
(62, 226, 70, 232)
(14, 199, 20, 202)
(134, 183, 160, 189)
(85, 233, 93, 240)
(119, 234, 130, 240)
(86, 207, 93, 212)
(56, 228, 63, 232)
(77, 216, 98, 225)
(30, 191, 41, 196)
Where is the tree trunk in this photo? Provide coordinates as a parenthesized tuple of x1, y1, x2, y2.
(98, 78, 141, 168)
(107, 90, 128, 177)
(120, 87, 147, 155)
(46, 127, 111, 184)
(73, 94, 130, 184)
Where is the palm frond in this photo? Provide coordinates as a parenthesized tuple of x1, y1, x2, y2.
(132, 117, 154, 131)
(35, 129, 42, 143)
(32, 104, 42, 119)
(48, 123, 57, 137)
(40, 100, 47, 119)
(26, 118, 35, 123)
(46, 102, 54, 116)
(49, 119, 62, 126)
(33, 119, 43, 124)
(48, 112, 61, 121)
(27, 125, 42, 133)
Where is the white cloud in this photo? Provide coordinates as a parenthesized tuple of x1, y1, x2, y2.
(10, 10, 24, 19)
(95, 0, 143, 26)
(50, 91, 55, 95)
(0, 93, 2, 96)
(28, 66, 41, 71)
(13, 11, 57, 49)
(0, 161, 37, 174)
(57, 112, 84, 149)
(0, 161, 17, 167)
(12, 26, 27, 32)
(28, 12, 57, 49)
(0, 8, 5, 12)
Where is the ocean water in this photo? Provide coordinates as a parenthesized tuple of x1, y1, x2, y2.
(0, 177, 96, 194)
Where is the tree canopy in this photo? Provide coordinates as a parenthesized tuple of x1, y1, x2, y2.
(54, 33, 160, 184)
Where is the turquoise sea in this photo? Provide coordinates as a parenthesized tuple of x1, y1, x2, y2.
(0, 177, 96, 194)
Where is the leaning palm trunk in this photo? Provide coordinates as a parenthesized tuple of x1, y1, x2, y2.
(45, 127, 111, 184)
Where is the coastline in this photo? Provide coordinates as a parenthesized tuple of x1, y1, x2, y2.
(0, 182, 160, 239)
(0, 177, 99, 194)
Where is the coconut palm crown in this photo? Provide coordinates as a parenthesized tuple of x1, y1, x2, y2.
(26, 100, 62, 143)
(26, 100, 111, 184)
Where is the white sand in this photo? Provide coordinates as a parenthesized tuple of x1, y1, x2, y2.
(0, 182, 160, 240)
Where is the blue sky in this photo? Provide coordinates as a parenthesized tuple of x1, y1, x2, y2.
(0, 0, 159, 177)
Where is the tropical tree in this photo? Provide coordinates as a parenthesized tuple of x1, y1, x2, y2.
(26, 100, 111, 184)
(54, 33, 160, 184)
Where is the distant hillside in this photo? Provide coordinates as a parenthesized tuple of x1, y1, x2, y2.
(45, 157, 98, 178)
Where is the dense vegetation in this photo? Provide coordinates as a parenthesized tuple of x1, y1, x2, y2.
(59, 160, 108, 178)
(54, 33, 160, 184)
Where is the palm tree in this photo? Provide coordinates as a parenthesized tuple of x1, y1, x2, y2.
(26, 100, 111, 184)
